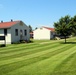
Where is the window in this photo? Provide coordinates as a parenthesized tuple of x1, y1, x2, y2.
(15, 29, 18, 36)
(0, 36, 5, 40)
(24, 30, 27, 36)
(4, 29, 7, 35)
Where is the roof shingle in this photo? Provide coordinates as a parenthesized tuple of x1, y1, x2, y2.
(0, 21, 20, 29)
(43, 26, 54, 31)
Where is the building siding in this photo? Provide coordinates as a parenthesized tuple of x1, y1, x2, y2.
(11, 22, 30, 43)
(34, 27, 50, 40)
(0, 21, 30, 44)
(0, 28, 11, 44)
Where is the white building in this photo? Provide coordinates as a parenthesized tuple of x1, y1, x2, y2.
(0, 20, 30, 44)
(33, 26, 55, 40)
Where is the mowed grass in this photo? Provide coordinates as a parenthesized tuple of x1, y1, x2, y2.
(0, 37, 76, 75)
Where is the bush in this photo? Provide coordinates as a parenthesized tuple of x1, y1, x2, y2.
(12, 40, 33, 44)
(20, 40, 33, 43)
(12, 41, 21, 44)
(0, 44, 6, 47)
(25, 40, 33, 43)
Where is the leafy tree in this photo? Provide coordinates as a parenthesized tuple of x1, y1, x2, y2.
(29, 25, 33, 32)
(54, 15, 71, 43)
(70, 15, 76, 36)
(35, 27, 38, 30)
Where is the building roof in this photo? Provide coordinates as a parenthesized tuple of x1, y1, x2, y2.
(43, 26, 54, 31)
(0, 21, 20, 29)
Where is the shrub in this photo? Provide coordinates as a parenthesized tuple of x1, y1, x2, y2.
(12, 40, 33, 44)
(0, 44, 6, 47)
(12, 41, 21, 44)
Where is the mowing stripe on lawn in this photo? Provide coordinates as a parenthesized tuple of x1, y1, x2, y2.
(0, 43, 37, 52)
(0, 42, 71, 65)
(0, 42, 59, 56)
(0, 44, 75, 75)
(0, 38, 76, 75)
(0, 43, 60, 60)
(0, 43, 63, 65)
(52, 51, 76, 75)
(0, 40, 57, 53)
(6, 44, 76, 75)
(15, 45, 76, 75)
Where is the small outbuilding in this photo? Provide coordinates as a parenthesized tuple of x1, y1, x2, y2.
(33, 26, 55, 40)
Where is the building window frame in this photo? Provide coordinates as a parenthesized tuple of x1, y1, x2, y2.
(24, 30, 27, 36)
(15, 29, 18, 36)
(4, 29, 7, 36)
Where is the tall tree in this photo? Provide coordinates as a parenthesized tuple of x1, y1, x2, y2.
(54, 15, 71, 43)
(70, 15, 76, 36)
(28, 25, 33, 32)
(35, 27, 38, 30)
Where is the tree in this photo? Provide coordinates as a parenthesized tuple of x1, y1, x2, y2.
(28, 25, 33, 32)
(70, 15, 76, 36)
(35, 27, 38, 30)
(54, 15, 71, 43)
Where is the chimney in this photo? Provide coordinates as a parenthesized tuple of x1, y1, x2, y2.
(1, 20, 3, 23)
(11, 19, 13, 22)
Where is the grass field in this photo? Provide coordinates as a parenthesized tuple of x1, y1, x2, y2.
(0, 37, 76, 75)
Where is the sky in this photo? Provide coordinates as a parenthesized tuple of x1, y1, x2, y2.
(0, 0, 76, 29)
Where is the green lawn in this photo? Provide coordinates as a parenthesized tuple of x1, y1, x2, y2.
(0, 37, 76, 75)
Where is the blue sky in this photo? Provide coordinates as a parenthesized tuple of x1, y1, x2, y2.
(0, 0, 76, 29)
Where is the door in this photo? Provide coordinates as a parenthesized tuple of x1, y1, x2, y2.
(20, 30, 23, 40)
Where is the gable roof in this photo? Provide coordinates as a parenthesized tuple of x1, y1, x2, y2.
(43, 26, 54, 31)
(0, 21, 20, 29)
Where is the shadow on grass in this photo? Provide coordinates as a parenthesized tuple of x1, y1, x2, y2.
(60, 42, 76, 44)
